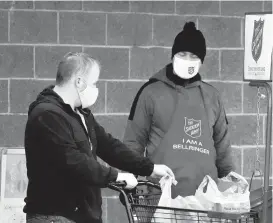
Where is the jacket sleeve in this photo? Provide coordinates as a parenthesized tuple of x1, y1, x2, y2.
(93, 118, 154, 177)
(35, 110, 118, 187)
(213, 95, 235, 178)
(123, 85, 154, 156)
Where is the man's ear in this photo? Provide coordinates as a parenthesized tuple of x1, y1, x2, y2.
(75, 76, 87, 91)
(75, 76, 81, 87)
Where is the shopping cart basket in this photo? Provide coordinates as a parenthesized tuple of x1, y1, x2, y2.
(108, 180, 259, 223)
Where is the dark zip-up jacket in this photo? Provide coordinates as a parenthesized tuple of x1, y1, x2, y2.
(23, 86, 154, 223)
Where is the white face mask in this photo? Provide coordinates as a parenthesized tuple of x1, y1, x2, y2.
(173, 56, 201, 79)
(77, 84, 99, 109)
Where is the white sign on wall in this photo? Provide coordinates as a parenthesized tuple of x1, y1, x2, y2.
(244, 13, 273, 82)
(0, 149, 27, 223)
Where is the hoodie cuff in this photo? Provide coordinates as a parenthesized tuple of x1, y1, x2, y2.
(135, 157, 154, 177)
(144, 160, 154, 177)
(108, 167, 119, 182)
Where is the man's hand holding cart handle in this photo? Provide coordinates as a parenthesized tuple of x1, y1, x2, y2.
(115, 164, 175, 189)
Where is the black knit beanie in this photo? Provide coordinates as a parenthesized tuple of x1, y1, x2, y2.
(172, 21, 206, 63)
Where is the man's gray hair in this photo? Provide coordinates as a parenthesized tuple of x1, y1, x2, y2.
(56, 52, 100, 86)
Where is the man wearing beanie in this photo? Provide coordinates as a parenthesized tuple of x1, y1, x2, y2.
(123, 21, 234, 198)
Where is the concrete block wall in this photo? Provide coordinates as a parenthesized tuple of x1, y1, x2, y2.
(0, 1, 272, 222)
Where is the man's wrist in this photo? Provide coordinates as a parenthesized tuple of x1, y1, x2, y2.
(109, 167, 119, 182)
(147, 163, 155, 176)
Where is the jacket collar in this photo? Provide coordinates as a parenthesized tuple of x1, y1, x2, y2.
(28, 85, 91, 116)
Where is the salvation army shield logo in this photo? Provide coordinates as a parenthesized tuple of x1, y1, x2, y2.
(184, 117, 201, 138)
(188, 67, 195, 75)
(251, 18, 264, 63)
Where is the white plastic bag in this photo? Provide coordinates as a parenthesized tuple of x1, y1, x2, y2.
(152, 176, 208, 223)
(195, 172, 250, 213)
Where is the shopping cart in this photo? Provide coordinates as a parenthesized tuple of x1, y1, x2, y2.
(108, 180, 259, 223)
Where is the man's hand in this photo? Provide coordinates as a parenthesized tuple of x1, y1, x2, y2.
(151, 164, 175, 180)
(116, 173, 138, 189)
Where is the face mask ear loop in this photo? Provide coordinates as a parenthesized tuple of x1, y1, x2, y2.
(75, 77, 88, 109)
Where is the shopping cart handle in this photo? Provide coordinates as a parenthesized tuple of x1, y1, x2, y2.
(108, 180, 160, 191)
(137, 180, 161, 189)
(108, 181, 127, 187)
(107, 181, 128, 191)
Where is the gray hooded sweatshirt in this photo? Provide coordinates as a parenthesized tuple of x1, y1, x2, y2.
(123, 64, 234, 198)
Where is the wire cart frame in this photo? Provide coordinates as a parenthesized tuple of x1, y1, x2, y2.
(108, 181, 259, 223)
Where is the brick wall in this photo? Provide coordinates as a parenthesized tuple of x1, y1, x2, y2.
(0, 1, 272, 222)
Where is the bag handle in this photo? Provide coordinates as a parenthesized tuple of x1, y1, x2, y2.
(197, 175, 220, 194)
